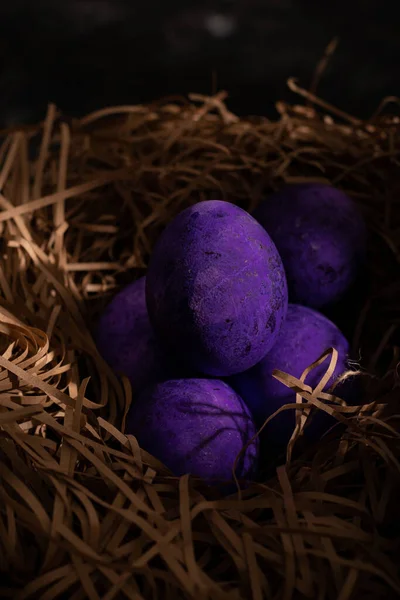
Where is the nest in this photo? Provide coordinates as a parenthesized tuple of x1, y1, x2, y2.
(1, 82, 400, 600)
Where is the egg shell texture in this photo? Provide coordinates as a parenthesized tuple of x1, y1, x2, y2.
(253, 184, 367, 308)
(230, 304, 355, 441)
(146, 200, 288, 376)
(95, 276, 173, 393)
(126, 378, 259, 482)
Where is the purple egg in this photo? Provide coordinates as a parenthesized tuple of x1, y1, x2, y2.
(229, 304, 357, 443)
(95, 277, 174, 393)
(126, 378, 259, 483)
(146, 200, 288, 377)
(253, 184, 367, 308)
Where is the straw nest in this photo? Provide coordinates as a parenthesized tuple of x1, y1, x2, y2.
(0, 81, 400, 600)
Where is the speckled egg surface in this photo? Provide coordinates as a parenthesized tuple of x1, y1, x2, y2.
(253, 184, 367, 308)
(145, 200, 288, 377)
(229, 304, 355, 441)
(126, 378, 259, 483)
(95, 276, 173, 393)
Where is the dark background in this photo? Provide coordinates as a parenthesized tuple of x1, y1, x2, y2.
(0, 0, 399, 126)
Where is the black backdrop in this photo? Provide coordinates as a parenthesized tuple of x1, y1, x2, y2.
(0, 0, 399, 126)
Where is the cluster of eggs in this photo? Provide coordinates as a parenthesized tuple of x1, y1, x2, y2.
(96, 183, 366, 486)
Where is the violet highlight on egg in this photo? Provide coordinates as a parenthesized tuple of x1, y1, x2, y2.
(229, 304, 357, 443)
(253, 183, 367, 309)
(126, 378, 259, 483)
(95, 276, 174, 394)
(145, 200, 288, 377)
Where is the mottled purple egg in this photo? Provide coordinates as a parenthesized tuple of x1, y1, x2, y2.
(146, 200, 288, 377)
(126, 378, 259, 483)
(95, 277, 174, 393)
(229, 304, 357, 442)
(253, 184, 367, 308)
